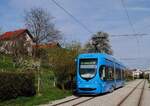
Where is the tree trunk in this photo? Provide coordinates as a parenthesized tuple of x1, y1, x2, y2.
(37, 69, 41, 96)
(53, 77, 56, 87)
(61, 83, 65, 93)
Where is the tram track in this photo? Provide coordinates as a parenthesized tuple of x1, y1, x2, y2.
(138, 80, 146, 106)
(72, 96, 95, 106)
(51, 97, 81, 106)
(117, 79, 146, 106)
(51, 96, 95, 106)
(42, 79, 148, 106)
(51, 80, 145, 106)
(51, 96, 96, 106)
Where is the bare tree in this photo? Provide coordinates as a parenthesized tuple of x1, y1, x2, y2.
(65, 41, 81, 52)
(85, 32, 113, 55)
(24, 8, 61, 95)
(24, 8, 61, 44)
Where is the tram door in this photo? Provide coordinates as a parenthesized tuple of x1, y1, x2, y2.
(99, 65, 114, 92)
(100, 65, 114, 81)
(99, 66, 106, 81)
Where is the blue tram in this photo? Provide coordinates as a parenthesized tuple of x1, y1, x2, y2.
(76, 53, 126, 95)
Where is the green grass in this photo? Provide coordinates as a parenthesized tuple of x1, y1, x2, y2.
(0, 87, 71, 106)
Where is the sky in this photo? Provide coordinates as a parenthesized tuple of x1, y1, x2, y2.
(0, 0, 150, 69)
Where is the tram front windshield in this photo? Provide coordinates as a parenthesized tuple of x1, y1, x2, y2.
(79, 59, 97, 79)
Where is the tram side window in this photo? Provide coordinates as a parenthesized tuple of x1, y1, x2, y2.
(116, 68, 121, 80)
(116, 68, 119, 80)
(99, 65, 114, 81)
(120, 69, 122, 80)
(122, 70, 125, 79)
(99, 65, 106, 80)
(116, 68, 118, 80)
(108, 67, 114, 80)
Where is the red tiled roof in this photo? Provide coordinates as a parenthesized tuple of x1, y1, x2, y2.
(0, 29, 27, 40)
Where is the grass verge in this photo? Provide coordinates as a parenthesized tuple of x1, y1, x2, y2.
(0, 87, 71, 106)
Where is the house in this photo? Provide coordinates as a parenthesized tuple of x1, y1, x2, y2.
(0, 29, 61, 55)
(0, 29, 34, 55)
(144, 70, 150, 80)
(132, 69, 143, 79)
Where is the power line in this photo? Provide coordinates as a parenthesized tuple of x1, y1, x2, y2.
(51, 0, 93, 34)
(51, 0, 149, 39)
(120, 57, 150, 60)
(120, 0, 141, 59)
(51, 0, 150, 40)
(121, 0, 136, 34)
(111, 33, 150, 37)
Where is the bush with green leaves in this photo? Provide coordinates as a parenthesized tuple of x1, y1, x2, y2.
(47, 48, 78, 90)
(0, 72, 36, 101)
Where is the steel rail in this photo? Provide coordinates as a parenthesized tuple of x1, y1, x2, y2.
(138, 80, 146, 106)
(51, 97, 81, 106)
(117, 80, 144, 106)
(72, 96, 96, 106)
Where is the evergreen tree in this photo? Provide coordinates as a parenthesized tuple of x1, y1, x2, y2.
(85, 32, 113, 55)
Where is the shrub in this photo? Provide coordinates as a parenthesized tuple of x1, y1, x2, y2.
(48, 48, 78, 90)
(0, 72, 36, 100)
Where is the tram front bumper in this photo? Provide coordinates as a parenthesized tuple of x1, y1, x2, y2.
(76, 83, 101, 94)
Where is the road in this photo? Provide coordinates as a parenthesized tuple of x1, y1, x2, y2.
(41, 79, 150, 106)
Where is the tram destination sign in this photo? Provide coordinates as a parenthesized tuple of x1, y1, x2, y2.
(80, 59, 97, 65)
(80, 59, 97, 68)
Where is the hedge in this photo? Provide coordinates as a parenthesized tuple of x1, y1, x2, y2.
(0, 72, 36, 100)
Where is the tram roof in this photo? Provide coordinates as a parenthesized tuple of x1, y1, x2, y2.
(78, 53, 125, 68)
